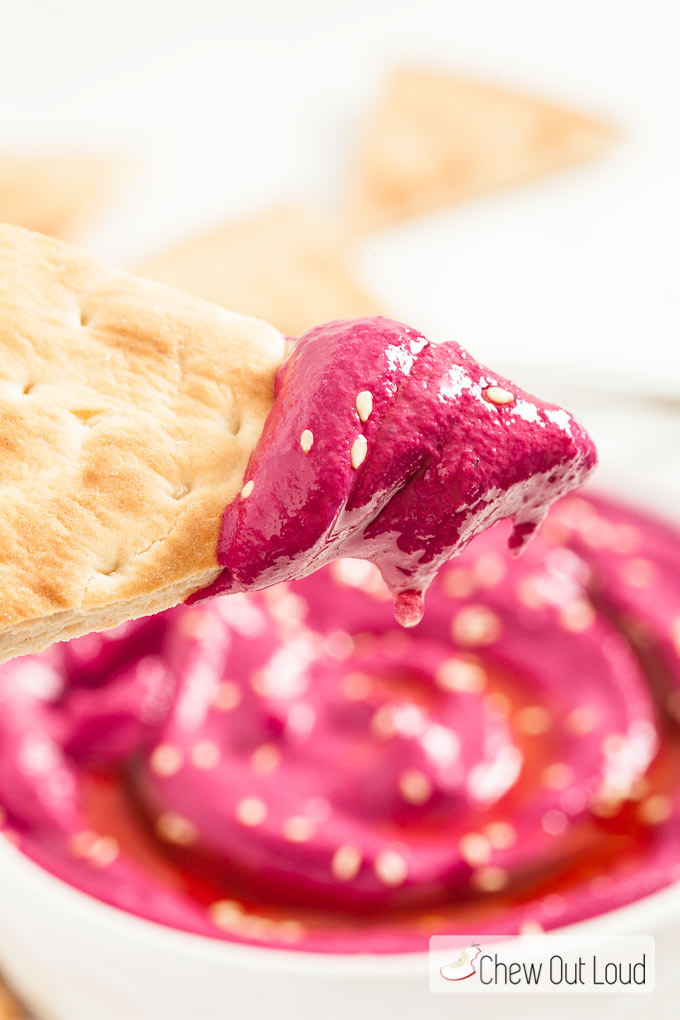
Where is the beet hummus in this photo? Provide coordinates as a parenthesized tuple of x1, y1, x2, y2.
(5, 320, 676, 955)
(191, 317, 596, 625)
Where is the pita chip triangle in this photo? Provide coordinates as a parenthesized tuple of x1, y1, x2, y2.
(353, 68, 618, 228)
(137, 205, 382, 338)
(0, 153, 128, 240)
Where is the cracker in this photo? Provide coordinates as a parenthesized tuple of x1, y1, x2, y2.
(137, 205, 381, 338)
(0, 153, 128, 239)
(352, 68, 618, 227)
(0, 978, 23, 1019)
(0, 224, 284, 662)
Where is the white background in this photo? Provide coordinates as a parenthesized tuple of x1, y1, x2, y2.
(0, 6, 679, 1015)
(0, 2, 678, 399)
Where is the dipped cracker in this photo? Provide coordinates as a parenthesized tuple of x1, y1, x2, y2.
(0, 224, 284, 662)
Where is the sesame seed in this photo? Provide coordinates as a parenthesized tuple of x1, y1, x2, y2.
(178, 613, 210, 638)
(371, 705, 395, 739)
(542, 762, 575, 790)
(277, 920, 304, 943)
(483, 386, 515, 406)
(515, 705, 552, 736)
(398, 768, 433, 805)
(235, 796, 267, 827)
(564, 704, 598, 735)
(213, 681, 241, 712)
(516, 576, 546, 609)
(190, 741, 220, 770)
(88, 836, 119, 868)
(68, 830, 98, 858)
(300, 429, 314, 453)
(241, 480, 254, 499)
(519, 919, 544, 934)
(459, 832, 492, 866)
(331, 844, 362, 881)
(209, 900, 244, 931)
(149, 743, 184, 777)
(559, 599, 596, 633)
(375, 849, 408, 886)
(443, 566, 476, 599)
(637, 794, 673, 826)
(356, 390, 373, 422)
(239, 915, 274, 940)
(672, 618, 680, 656)
(451, 606, 502, 647)
(620, 558, 656, 588)
(350, 434, 368, 469)
(470, 866, 508, 893)
(473, 553, 507, 588)
(250, 743, 281, 774)
(341, 671, 373, 700)
(156, 811, 198, 846)
(435, 657, 486, 694)
(483, 822, 517, 850)
(282, 816, 314, 842)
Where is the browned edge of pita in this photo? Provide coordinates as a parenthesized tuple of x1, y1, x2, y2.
(0, 153, 132, 241)
(0, 224, 285, 663)
(137, 204, 383, 338)
(350, 68, 620, 230)
(0, 975, 24, 1020)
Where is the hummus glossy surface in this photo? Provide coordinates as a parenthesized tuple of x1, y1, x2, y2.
(192, 317, 596, 625)
(1, 494, 679, 952)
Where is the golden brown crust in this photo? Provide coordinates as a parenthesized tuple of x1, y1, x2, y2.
(137, 205, 382, 338)
(0, 976, 23, 1019)
(352, 68, 619, 228)
(0, 224, 285, 662)
(0, 153, 128, 239)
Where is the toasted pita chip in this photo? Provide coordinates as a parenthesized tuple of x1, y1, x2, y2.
(0, 153, 128, 239)
(137, 205, 382, 337)
(0, 979, 22, 1020)
(0, 224, 284, 663)
(352, 68, 618, 227)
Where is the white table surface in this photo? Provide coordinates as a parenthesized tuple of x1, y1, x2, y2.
(1, 0, 678, 394)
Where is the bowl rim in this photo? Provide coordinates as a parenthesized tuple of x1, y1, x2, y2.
(3, 480, 680, 980)
(1, 833, 680, 979)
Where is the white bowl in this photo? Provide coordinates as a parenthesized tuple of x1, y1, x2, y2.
(0, 386, 677, 1020)
(0, 835, 679, 1020)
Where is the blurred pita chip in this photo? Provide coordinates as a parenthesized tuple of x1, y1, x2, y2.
(137, 205, 381, 337)
(353, 68, 618, 227)
(0, 153, 128, 240)
(0, 977, 22, 1020)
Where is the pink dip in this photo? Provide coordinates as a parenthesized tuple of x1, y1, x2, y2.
(2, 320, 677, 953)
